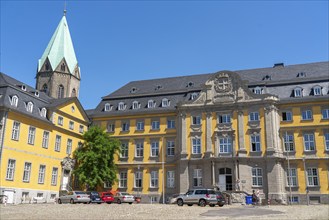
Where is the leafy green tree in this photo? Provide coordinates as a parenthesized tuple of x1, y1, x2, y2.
(73, 126, 121, 190)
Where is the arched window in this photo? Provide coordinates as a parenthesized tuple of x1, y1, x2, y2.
(40, 108, 47, 118)
(191, 93, 198, 100)
(162, 98, 170, 107)
(42, 84, 48, 93)
(118, 102, 126, 111)
(313, 86, 322, 96)
(253, 87, 263, 94)
(26, 102, 33, 113)
(61, 63, 66, 71)
(148, 100, 155, 108)
(58, 85, 64, 98)
(294, 87, 303, 97)
(104, 103, 112, 112)
(132, 101, 140, 109)
(10, 95, 18, 107)
(71, 88, 77, 97)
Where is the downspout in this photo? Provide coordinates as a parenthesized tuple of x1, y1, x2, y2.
(0, 111, 8, 165)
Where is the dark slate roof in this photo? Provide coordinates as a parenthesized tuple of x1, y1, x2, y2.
(91, 61, 329, 117)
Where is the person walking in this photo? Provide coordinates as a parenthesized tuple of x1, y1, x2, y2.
(252, 190, 257, 206)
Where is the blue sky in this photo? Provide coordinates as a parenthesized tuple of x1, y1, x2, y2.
(1, 1, 328, 109)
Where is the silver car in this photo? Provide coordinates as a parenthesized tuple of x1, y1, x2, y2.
(114, 192, 135, 204)
(176, 189, 218, 207)
(57, 190, 90, 204)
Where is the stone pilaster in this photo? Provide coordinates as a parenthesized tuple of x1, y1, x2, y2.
(264, 105, 280, 156)
(179, 159, 189, 193)
(179, 112, 187, 158)
(205, 111, 213, 158)
(266, 159, 287, 204)
(237, 110, 247, 156)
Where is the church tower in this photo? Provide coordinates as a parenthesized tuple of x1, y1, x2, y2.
(36, 12, 81, 99)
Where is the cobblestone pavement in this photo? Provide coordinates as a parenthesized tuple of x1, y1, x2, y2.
(0, 203, 328, 220)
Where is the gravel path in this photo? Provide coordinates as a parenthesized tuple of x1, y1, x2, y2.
(0, 203, 328, 220)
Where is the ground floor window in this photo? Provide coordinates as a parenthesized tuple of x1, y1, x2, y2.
(252, 167, 263, 186)
(288, 196, 299, 204)
(167, 171, 175, 188)
(307, 168, 319, 186)
(193, 169, 202, 187)
(135, 171, 143, 188)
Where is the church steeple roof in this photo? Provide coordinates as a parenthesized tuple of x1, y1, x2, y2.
(38, 15, 79, 76)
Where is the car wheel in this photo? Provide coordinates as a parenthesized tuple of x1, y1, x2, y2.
(83, 202, 87, 204)
(98, 203, 101, 204)
(70, 199, 75, 204)
(187, 204, 193, 206)
(199, 199, 206, 207)
(58, 199, 62, 204)
(209, 204, 215, 207)
(177, 199, 184, 206)
(219, 204, 224, 207)
(129, 202, 132, 205)
(117, 199, 121, 204)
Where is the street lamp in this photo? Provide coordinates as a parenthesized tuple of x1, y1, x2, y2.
(302, 156, 309, 205)
(285, 131, 292, 205)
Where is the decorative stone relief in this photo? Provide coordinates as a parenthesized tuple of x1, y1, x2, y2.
(61, 156, 75, 171)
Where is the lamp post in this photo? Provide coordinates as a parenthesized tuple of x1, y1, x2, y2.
(302, 157, 309, 205)
(285, 131, 292, 205)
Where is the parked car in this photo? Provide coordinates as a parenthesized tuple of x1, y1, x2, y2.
(215, 191, 225, 207)
(87, 191, 103, 204)
(168, 194, 183, 204)
(57, 190, 90, 204)
(176, 189, 218, 207)
(114, 192, 135, 204)
(100, 192, 114, 204)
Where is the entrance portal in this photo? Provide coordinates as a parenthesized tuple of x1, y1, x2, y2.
(218, 168, 233, 191)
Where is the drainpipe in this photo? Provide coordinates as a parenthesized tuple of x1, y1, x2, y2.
(0, 111, 8, 165)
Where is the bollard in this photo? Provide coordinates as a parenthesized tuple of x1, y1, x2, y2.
(267, 199, 270, 206)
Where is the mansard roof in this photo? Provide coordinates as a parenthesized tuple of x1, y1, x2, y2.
(38, 15, 78, 75)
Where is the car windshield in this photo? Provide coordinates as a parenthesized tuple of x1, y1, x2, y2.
(91, 192, 99, 195)
(75, 191, 86, 195)
(186, 190, 194, 195)
(121, 193, 130, 196)
(103, 193, 111, 196)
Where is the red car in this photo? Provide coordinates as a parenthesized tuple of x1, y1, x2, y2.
(100, 192, 114, 204)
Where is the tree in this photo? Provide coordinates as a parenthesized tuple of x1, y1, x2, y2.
(73, 126, 121, 190)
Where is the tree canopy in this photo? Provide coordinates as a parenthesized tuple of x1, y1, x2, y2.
(73, 126, 121, 190)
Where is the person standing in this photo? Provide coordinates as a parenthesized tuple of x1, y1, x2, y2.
(252, 190, 257, 206)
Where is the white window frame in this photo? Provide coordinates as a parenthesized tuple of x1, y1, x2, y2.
(121, 122, 130, 132)
(150, 171, 159, 188)
(192, 137, 201, 154)
(38, 165, 46, 184)
(119, 171, 127, 188)
(120, 142, 128, 158)
(294, 88, 303, 97)
(40, 108, 47, 118)
(192, 116, 201, 125)
(26, 102, 33, 113)
(135, 171, 143, 188)
(135, 141, 144, 157)
(193, 169, 202, 187)
(118, 102, 126, 111)
(301, 110, 313, 120)
(167, 171, 175, 188)
(167, 140, 175, 156)
(322, 109, 329, 119)
(282, 111, 292, 122)
(132, 101, 139, 110)
(218, 114, 231, 124)
(136, 121, 144, 131)
(55, 135, 61, 152)
(79, 125, 84, 134)
(58, 116, 63, 126)
(151, 141, 159, 157)
(283, 133, 294, 152)
(42, 131, 50, 149)
(69, 121, 74, 130)
(250, 133, 261, 152)
(11, 95, 18, 107)
(107, 123, 115, 132)
(303, 133, 315, 151)
(51, 167, 58, 186)
(27, 126, 36, 145)
(167, 119, 175, 129)
(287, 168, 298, 187)
(252, 167, 263, 186)
(191, 93, 198, 100)
(313, 86, 322, 96)
(22, 162, 31, 182)
(66, 139, 73, 155)
(307, 167, 319, 186)
(253, 87, 262, 94)
(151, 120, 160, 130)
(219, 136, 232, 153)
(104, 103, 112, 112)
(162, 98, 169, 107)
(6, 159, 16, 180)
(249, 112, 259, 121)
(148, 100, 155, 108)
(11, 121, 20, 141)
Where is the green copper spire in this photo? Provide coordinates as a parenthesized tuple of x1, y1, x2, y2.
(38, 15, 79, 76)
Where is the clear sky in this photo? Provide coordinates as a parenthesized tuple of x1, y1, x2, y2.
(1, 0, 328, 110)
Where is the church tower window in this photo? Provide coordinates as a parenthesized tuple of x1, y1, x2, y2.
(58, 85, 65, 98)
(61, 63, 66, 72)
(42, 84, 48, 93)
(71, 88, 77, 97)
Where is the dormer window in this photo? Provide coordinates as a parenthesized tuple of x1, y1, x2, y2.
(40, 108, 47, 118)
(42, 84, 48, 93)
(187, 81, 194, 87)
(130, 87, 137, 93)
(294, 87, 303, 97)
(34, 91, 39, 97)
(61, 63, 66, 71)
(118, 102, 126, 111)
(26, 102, 33, 113)
(21, 85, 26, 91)
(104, 103, 112, 112)
(10, 95, 18, 107)
(162, 98, 170, 107)
(148, 100, 156, 108)
(155, 85, 163, 91)
(132, 101, 140, 109)
(297, 72, 306, 78)
(191, 93, 198, 100)
(313, 86, 322, 96)
(262, 75, 271, 81)
(253, 87, 263, 94)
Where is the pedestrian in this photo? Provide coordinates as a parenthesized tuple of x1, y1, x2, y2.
(3, 195, 7, 207)
(252, 190, 257, 206)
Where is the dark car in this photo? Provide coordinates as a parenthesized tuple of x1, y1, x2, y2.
(88, 191, 103, 204)
(215, 191, 225, 207)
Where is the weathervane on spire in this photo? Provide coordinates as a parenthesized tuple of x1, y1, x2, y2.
(63, 1, 67, 16)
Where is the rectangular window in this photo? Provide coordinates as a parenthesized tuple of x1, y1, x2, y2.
(69, 121, 74, 130)
(192, 137, 201, 154)
(167, 171, 175, 188)
(107, 123, 115, 132)
(288, 196, 299, 204)
(79, 125, 84, 133)
(252, 167, 263, 186)
(167, 140, 175, 156)
(151, 120, 160, 130)
(219, 137, 232, 153)
(167, 119, 175, 129)
(322, 109, 329, 119)
(51, 167, 58, 186)
(135, 171, 143, 188)
(302, 110, 313, 120)
(193, 169, 202, 187)
(58, 116, 63, 126)
(307, 168, 319, 186)
(42, 131, 50, 149)
(11, 121, 20, 140)
(6, 159, 16, 180)
(121, 122, 130, 132)
(136, 121, 144, 131)
(218, 114, 231, 124)
(27, 126, 36, 145)
(192, 116, 201, 125)
(150, 171, 159, 188)
(135, 141, 144, 157)
(66, 139, 73, 155)
(38, 165, 46, 184)
(151, 141, 159, 157)
(325, 133, 329, 151)
(120, 142, 128, 158)
(249, 112, 259, 121)
(22, 162, 32, 182)
(119, 171, 127, 188)
(283, 133, 294, 152)
(250, 133, 261, 152)
(304, 133, 315, 151)
(55, 135, 61, 152)
(282, 111, 292, 121)
(287, 168, 298, 187)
